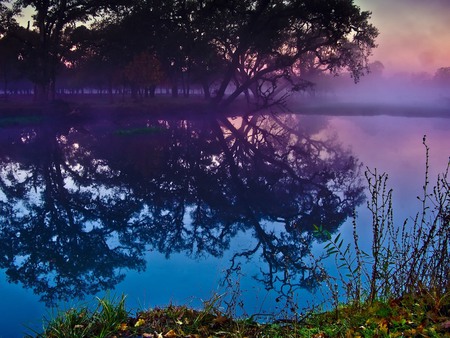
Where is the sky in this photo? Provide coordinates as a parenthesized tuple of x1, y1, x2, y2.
(16, 1, 450, 77)
(356, 0, 450, 76)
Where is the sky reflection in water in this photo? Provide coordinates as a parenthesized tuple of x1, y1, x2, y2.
(0, 112, 448, 337)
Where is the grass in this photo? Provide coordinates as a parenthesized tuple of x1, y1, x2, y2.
(30, 295, 129, 338)
(29, 291, 449, 337)
(29, 137, 449, 337)
(113, 126, 166, 136)
(0, 115, 44, 126)
(0, 94, 240, 118)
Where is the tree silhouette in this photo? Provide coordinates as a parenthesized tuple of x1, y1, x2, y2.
(3, 0, 378, 106)
(124, 52, 165, 99)
(7, 0, 129, 101)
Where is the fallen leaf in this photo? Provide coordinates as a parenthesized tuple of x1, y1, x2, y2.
(118, 323, 128, 331)
(213, 315, 228, 325)
(164, 329, 177, 337)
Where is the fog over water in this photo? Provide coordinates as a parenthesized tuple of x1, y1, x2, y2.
(287, 69, 450, 118)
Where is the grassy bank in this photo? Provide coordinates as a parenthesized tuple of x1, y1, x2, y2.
(29, 291, 449, 338)
(2, 94, 449, 120)
(0, 94, 246, 119)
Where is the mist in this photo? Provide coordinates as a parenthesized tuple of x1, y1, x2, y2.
(288, 68, 450, 117)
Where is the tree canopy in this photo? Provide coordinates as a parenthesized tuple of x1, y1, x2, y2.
(1, 0, 379, 107)
(2, 0, 128, 101)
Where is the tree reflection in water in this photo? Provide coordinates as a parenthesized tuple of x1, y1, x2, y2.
(0, 113, 365, 305)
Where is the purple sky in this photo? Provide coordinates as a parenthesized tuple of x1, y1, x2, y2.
(356, 0, 450, 75)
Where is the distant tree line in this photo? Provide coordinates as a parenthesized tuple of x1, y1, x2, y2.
(1, 0, 381, 107)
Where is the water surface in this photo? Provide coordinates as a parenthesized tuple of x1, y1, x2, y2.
(0, 111, 448, 337)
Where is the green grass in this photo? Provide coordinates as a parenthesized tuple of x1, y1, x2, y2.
(113, 126, 165, 136)
(29, 291, 450, 337)
(30, 295, 128, 338)
(0, 115, 44, 126)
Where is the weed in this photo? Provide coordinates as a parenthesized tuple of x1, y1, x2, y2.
(316, 136, 449, 305)
(32, 294, 128, 338)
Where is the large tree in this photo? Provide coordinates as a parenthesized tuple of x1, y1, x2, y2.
(103, 0, 378, 108)
(1, 1, 18, 34)
(9, 0, 130, 101)
(199, 0, 378, 107)
(5, 0, 377, 107)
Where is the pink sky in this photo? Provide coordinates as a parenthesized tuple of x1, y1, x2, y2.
(356, 0, 450, 75)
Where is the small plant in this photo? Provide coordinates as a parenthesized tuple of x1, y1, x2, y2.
(313, 218, 370, 308)
(367, 136, 450, 302)
(33, 294, 128, 338)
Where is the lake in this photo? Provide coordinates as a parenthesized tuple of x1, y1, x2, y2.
(0, 110, 449, 337)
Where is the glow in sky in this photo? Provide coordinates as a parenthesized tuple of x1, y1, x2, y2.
(356, 0, 450, 75)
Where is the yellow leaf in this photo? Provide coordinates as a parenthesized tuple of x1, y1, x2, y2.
(378, 321, 388, 334)
(135, 318, 146, 327)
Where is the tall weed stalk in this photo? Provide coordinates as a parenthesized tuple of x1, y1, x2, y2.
(317, 136, 449, 306)
(371, 136, 450, 300)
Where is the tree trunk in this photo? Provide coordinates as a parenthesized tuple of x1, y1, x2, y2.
(35, 83, 49, 103)
(171, 83, 178, 97)
(201, 81, 210, 99)
(149, 86, 156, 98)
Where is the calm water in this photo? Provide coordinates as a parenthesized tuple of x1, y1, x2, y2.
(0, 111, 448, 337)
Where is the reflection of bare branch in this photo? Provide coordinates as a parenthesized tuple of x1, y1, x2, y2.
(226, 242, 262, 280)
(219, 117, 313, 186)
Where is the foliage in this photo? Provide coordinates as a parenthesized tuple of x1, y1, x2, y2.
(364, 136, 449, 301)
(1, 0, 378, 106)
(123, 52, 165, 98)
(0, 1, 19, 34)
(29, 135, 450, 337)
(5, 0, 129, 100)
(434, 67, 450, 86)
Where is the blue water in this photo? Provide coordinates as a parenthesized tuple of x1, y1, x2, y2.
(0, 112, 448, 337)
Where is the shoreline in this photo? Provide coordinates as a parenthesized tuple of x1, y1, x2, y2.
(1, 95, 450, 119)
